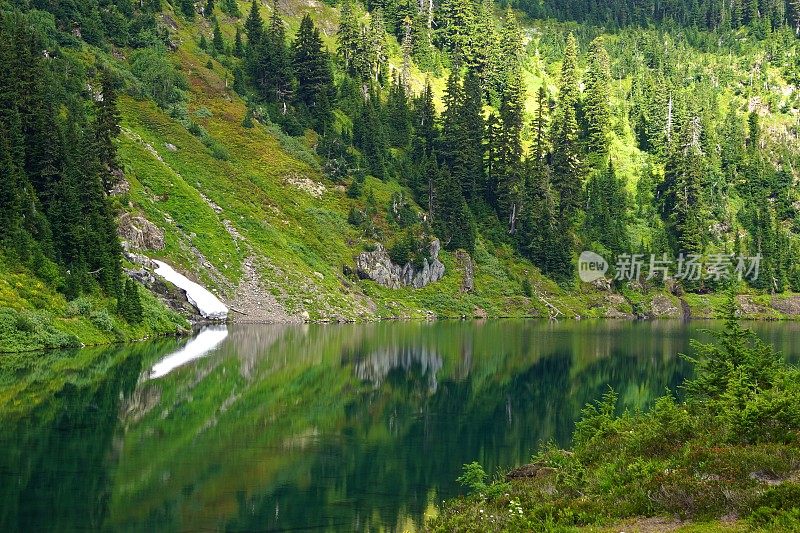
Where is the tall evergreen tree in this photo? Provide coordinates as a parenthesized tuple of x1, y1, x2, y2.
(368, 8, 387, 83)
(431, 160, 476, 252)
(437, 0, 476, 65)
(252, 6, 293, 109)
(413, 79, 437, 155)
(660, 115, 708, 256)
(491, 7, 524, 99)
(386, 75, 412, 148)
(518, 161, 574, 282)
(583, 162, 629, 255)
(583, 37, 612, 160)
(213, 20, 225, 53)
(458, 70, 485, 201)
(497, 71, 525, 232)
(94, 70, 121, 191)
(551, 33, 583, 217)
(292, 14, 333, 129)
(244, 0, 263, 48)
(470, 0, 499, 83)
(337, 0, 361, 73)
(233, 26, 244, 57)
(353, 92, 389, 179)
(530, 85, 550, 168)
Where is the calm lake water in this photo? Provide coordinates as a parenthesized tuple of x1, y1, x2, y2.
(2, 320, 800, 532)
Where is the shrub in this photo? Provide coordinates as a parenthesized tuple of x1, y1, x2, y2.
(457, 462, 509, 499)
(66, 297, 93, 317)
(89, 309, 114, 332)
(130, 46, 187, 108)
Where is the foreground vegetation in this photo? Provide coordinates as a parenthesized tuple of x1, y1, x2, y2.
(430, 295, 800, 531)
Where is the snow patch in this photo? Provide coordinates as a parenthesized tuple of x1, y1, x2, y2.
(153, 260, 229, 319)
(147, 325, 229, 379)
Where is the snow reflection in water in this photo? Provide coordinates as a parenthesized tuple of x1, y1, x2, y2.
(147, 326, 229, 379)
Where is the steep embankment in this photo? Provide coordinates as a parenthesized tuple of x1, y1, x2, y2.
(112, 5, 800, 325)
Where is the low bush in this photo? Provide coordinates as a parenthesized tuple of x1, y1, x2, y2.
(431, 293, 800, 531)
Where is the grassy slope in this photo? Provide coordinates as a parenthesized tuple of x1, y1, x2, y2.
(111, 2, 616, 324)
(0, 255, 187, 353)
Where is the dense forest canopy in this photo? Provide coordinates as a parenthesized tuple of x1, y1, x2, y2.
(0, 0, 799, 318)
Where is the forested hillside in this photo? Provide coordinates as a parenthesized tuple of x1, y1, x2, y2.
(1, 0, 799, 350)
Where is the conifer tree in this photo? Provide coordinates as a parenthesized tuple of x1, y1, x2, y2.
(205, 0, 214, 17)
(386, 75, 412, 148)
(660, 115, 708, 257)
(413, 80, 437, 155)
(221, 0, 241, 17)
(410, 12, 435, 70)
(337, 0, 360, 73)
(181, 0, 196, 20)
(458, 70, 485, 201)
(120, 278, 144, 323)
(95, 70, 121, 190)
(213, 20, 225, 53)
(531, 85, 550, 167)
(0, 132, 23, 249)
(353, 92, 389, 179)
(583, 37, 612, 160)
(551, 33, 583, 217)
(252, 7, 293, 110)
(293, 14, 333, 128)
(368, 8, 387, 83)
(400, 16, 412, 90)
(492, 7, 524, 99)
(583, 162, 629, 255)
(484, 111, 502, 207)
(471, 0, 498, 83)
(244, 0, 263, 48)
(234, 27, 244, 57)
(719, 102, 746, 185)
(518, 162, 574, 282)
(431, 160, 476, 252)
(438, 0, 476, 65)
(440, 69, 464, 167)
(497, 71, 525, 232)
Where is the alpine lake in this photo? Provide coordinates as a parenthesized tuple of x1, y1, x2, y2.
(2, 319, 800, 531)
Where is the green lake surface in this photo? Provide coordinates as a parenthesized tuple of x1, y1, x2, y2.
(2, 319, 799, 532)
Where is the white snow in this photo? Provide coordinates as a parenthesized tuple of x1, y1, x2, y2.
(147, 325, 229, 379)
(152, 260, 229, 319)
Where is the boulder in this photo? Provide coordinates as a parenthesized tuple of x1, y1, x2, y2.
(772, 295, 800, 316)
(118, 213, 165, 251)
(649, 294, 681, 318)
(356, 239, 445, 289)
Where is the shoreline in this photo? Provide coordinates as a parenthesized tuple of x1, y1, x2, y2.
(4, 304, 800, 355)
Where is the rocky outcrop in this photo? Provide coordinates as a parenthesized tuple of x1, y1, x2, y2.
(118, 213, 165, 251)
(355, 239, 445, 289)
(771, 295, 800, 316)
(455, 250, 474, 293)
(649, 294, 681, 318)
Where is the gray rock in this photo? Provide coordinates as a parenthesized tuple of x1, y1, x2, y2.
(649, 294, 681, 318)
(455, 250, 474, 293)
(356, 239, 445, 289)
(118, 213, 165, 251)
